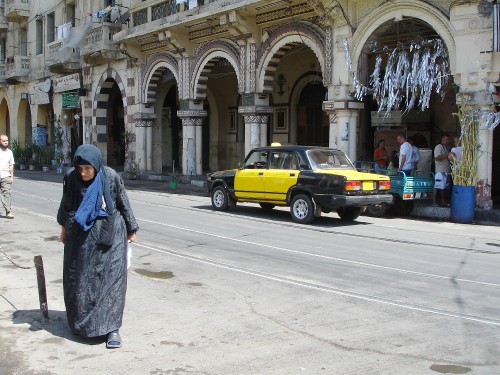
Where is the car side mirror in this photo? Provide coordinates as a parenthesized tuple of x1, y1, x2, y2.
(299, 164, 310, 170)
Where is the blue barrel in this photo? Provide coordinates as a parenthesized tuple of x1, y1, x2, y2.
(450, 185, 475, 224)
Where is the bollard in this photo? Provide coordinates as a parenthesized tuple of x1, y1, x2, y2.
(33, 255, 49, 318)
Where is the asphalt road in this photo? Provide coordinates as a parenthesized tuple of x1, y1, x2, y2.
(1, 174, 500, 375)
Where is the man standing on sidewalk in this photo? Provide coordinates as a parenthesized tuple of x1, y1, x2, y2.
(0, 134, 14, 219)
(396, 133, 414, 176)
(433, 133, 451, 207)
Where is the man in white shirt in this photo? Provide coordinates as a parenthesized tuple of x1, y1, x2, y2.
(0, 134, 14, 219)
(408, 137, 420, 172)
(396, 133, 414, 176)
(433, 133, 451, 207)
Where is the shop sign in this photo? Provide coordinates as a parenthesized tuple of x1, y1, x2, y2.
(62, 91, 80, 109)
(53, 73, 80, 93)
(32, 80, 51, 105)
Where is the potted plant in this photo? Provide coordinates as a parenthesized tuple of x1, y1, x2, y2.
(40, 146, 54, 172)
(27, 143, 37, 170)
(450, 96, 478, 223)
(169, 160, 180, 189)
(10, 139, 23, 169)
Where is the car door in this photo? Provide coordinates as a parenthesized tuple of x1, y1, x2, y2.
(265, 151, 300, 201)
(234, 150, 268, 200)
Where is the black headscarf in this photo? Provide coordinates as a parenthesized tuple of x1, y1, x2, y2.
(71, 145, 114, 230)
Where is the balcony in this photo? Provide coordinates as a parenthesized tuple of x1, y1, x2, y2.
(131, 0, 219, 27)
(46, 38, 80, 73)
(5, 0, 29, 21)
(5, 55, 30, 83)
(0, 0, 9, 30)
(80, 23, 124, 65)
(0, 62, 6, 87)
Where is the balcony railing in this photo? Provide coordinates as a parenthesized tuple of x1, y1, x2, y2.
(0, 0, 9, 29)
(80, 23, 124, 65)
(5, 0, 29, 21)
(46, 38, 80, 73)
(5, 55, 30, 83)
(132, 0, 219, 27)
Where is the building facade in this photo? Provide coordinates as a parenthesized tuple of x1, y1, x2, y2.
(1, 0, 499, 209)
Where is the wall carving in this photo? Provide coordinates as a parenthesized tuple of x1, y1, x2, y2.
(191, 40, 242, 99)
(189, 25, 229, 41)
(324, 27, 333, 85)
(244, 115, 269, 124)
(141, 52, 179, 104)
(256, 3, 314, 25)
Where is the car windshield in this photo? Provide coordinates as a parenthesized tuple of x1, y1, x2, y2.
(306, 149, 354, 170)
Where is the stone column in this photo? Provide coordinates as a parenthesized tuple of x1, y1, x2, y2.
(238, 93, 272, 155)
(133, 112, 156, 172)
(476, 126, 493, 209)
(323, 100, 363, 160)
(241, 115, 268, 155)
(177, 101, 207, 175)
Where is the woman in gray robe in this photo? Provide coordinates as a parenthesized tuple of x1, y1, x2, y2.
(57, 144, 138, 349)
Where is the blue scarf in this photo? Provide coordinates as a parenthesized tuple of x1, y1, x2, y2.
(73, 169, 108, 231)
(71, 144, 114, 231)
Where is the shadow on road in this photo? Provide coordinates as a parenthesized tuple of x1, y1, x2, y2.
(12, 309, 105, 346)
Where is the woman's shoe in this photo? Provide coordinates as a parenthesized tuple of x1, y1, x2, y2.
(106, 330, 122, 349)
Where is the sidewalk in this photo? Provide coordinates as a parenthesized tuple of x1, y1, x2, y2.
(15, 169, 500, 226)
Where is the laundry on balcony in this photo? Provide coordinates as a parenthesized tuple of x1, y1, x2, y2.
(56, 22, 72, 40)
(89, 6, 112, 19)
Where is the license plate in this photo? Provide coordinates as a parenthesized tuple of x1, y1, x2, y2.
(363, 181, 374, 191)
(415, 192, 421, 198)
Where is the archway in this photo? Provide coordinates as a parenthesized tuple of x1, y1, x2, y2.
(105, 80, 125, 167)
(36, 104, 53, 145)
(357, 17, 456, 167)
(17, 100, 31, 146)
(0, 99, 9, 139)
(296, 82, 328, 146)
(160, 83, 181, 174)
(93, 69, 127, 167)
(203, 57, 238, 171)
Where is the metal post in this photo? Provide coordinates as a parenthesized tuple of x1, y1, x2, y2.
(33, 255, 49, 318)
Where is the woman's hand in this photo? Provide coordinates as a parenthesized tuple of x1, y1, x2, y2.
(60, 226, 67, 244)
(127, 232, 137, 242)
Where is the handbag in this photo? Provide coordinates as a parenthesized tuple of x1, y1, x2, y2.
(96, 212, 115, 247)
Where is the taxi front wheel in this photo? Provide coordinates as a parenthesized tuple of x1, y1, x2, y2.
(211, 186, 232, 211)
(290, 194, 315, 224)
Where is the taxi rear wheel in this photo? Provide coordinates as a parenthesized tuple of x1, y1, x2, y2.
(365, 203, 390, 217)
(211, 186, 231, 211)
(290, 194, 315, 224)
(337, 207, 362, 221)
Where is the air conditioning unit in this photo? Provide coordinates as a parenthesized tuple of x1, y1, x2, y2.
(371, 110, 430, 127)
(371, 110, 403, 126)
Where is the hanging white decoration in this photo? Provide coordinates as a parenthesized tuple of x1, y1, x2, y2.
(344, 38, 451, 114)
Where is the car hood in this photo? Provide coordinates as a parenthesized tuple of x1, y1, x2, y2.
(207, 169, 237, 178)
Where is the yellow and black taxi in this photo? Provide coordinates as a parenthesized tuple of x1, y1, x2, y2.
(207, 145, 393, 224)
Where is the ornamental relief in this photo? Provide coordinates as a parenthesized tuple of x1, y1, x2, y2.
(249, 43, 256, 92)
(189, 24, 229, 41)
(257, 22, 326, 73)
(244, 115, 269, 124)
(141, 40, 171, 54)
(135, 120, 154, 128)
(324, 27, 333, 85)
(256, 3, 314, 25)
(181, 118, 204, 127)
